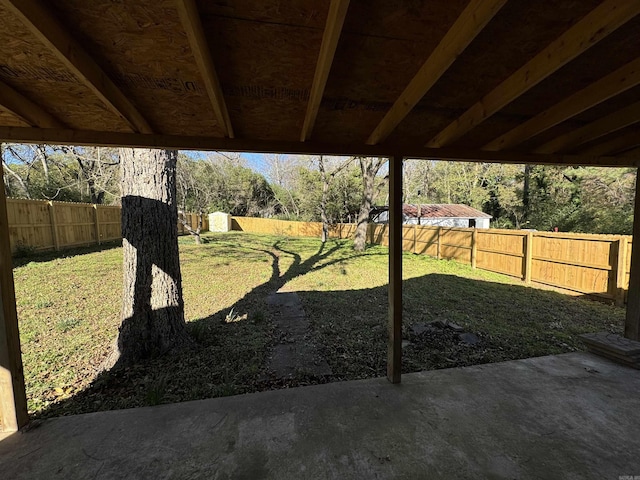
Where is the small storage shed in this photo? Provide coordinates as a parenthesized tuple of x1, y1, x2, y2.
(208, 212, 232, 232)
(372, 204, 492, 228)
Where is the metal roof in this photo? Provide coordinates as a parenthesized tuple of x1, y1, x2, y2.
(404, 204, 492, 219)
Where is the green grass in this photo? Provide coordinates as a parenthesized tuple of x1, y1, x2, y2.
(13, 232, 624, 418)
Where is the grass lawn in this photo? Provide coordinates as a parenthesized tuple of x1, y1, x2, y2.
(13, 232, 624, 418)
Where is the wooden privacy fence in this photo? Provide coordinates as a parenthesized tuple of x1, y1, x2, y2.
(7, 198, 208, 254)
(231, 216, 632, 305)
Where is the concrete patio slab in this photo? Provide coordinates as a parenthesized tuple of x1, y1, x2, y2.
(1, 352, 639, 479)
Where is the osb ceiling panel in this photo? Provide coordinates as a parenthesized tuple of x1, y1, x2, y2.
(0, 2, 131, 132)
(313, 0, 470, 143)
(46, 0, 224, 137)
(0, 0, 638, 164)
(501, 16, 640, 119)
(204, 16, 322, 140)
(416, 0, 602, 113)
(197, 0, 327, 28)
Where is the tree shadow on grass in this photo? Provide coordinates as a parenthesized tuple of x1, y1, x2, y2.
(11, 240, 122, 268)
(32, 237, 383, 418)
(31, 243, 624, 420)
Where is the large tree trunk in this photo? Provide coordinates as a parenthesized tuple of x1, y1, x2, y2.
(354, 157, 386, 252)
(105, 148, 189, 369)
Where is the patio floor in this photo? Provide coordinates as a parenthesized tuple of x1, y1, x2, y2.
(1, 352, 639, 479)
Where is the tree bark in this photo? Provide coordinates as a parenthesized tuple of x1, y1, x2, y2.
(354, 157, 386, 252)
(105, 148, 189, 369)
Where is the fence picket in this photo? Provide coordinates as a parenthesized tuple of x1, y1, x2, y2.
(7, 198, 208, 254)
(228, 216, 631, 303)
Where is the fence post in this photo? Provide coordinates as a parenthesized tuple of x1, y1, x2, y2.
(48, 201, 60, 251)
(437, 227, 442, 260)
(413, 225, 417, 254)
(615, 237, 628, 306)
(524, 232, 533, 284)
(93, 205, 101, 245)
(471, 228, 478, 269)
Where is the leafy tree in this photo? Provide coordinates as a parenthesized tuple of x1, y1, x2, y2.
(176, 153, 278, 218)
(525, 166, 635, 234)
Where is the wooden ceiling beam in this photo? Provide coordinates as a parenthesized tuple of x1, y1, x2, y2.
(176, 0, 234, 138)
(0, 126, 637, 167)
(2, 0, 153, 134)
(0, 80, 64, 128)
(620, 146, 640, 158)
(535, 100, 640, 154)
(427, 0, 640, 148)
(367, 0, 507, 146)
(300, 0, 350, 142)
(484, 57, 640, 151)
(580, 128, 640, 156)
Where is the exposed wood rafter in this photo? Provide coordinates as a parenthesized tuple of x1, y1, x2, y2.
(2, 0, 153, 134)
(0, 126, 637, 167)
(580, 128, 640, 156)
(367, 0, 507, 145)
(0, 80, 64, 128)
(426, 0, 640, 148)
(620, 146, 640, 158)
(176, 0, 234, 138)
(535, 100, 640, 154)
(484, 57, 640, 151)
(300, 0, 350, 142)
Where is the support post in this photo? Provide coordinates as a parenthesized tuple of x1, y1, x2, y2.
(0, 178, 28, 432)
(48, 201, 60, 251)
(471, 228, 478, 269)
(625, 172, 640, 340)
(437, 227, 442, 260)
(93, 204, 101, 245)
(615, 237, 628, 307)
(524, 231, 533, 284)
(387, 155, 403, 384)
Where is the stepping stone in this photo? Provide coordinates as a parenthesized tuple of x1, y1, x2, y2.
(411, 323, 435, 335)
(445, 322, 464, 332)
(267, 291, 332, 379)
(458, 332, 480, 345)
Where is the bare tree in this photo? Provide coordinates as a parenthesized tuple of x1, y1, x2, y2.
(317, 155, 354, 242)
(1, 144, 51, 198)
(265, 154, 302, 218)
(58, 146, 120, 204)
(176, 154, 208, 245)
(354, 157, 388, 252)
